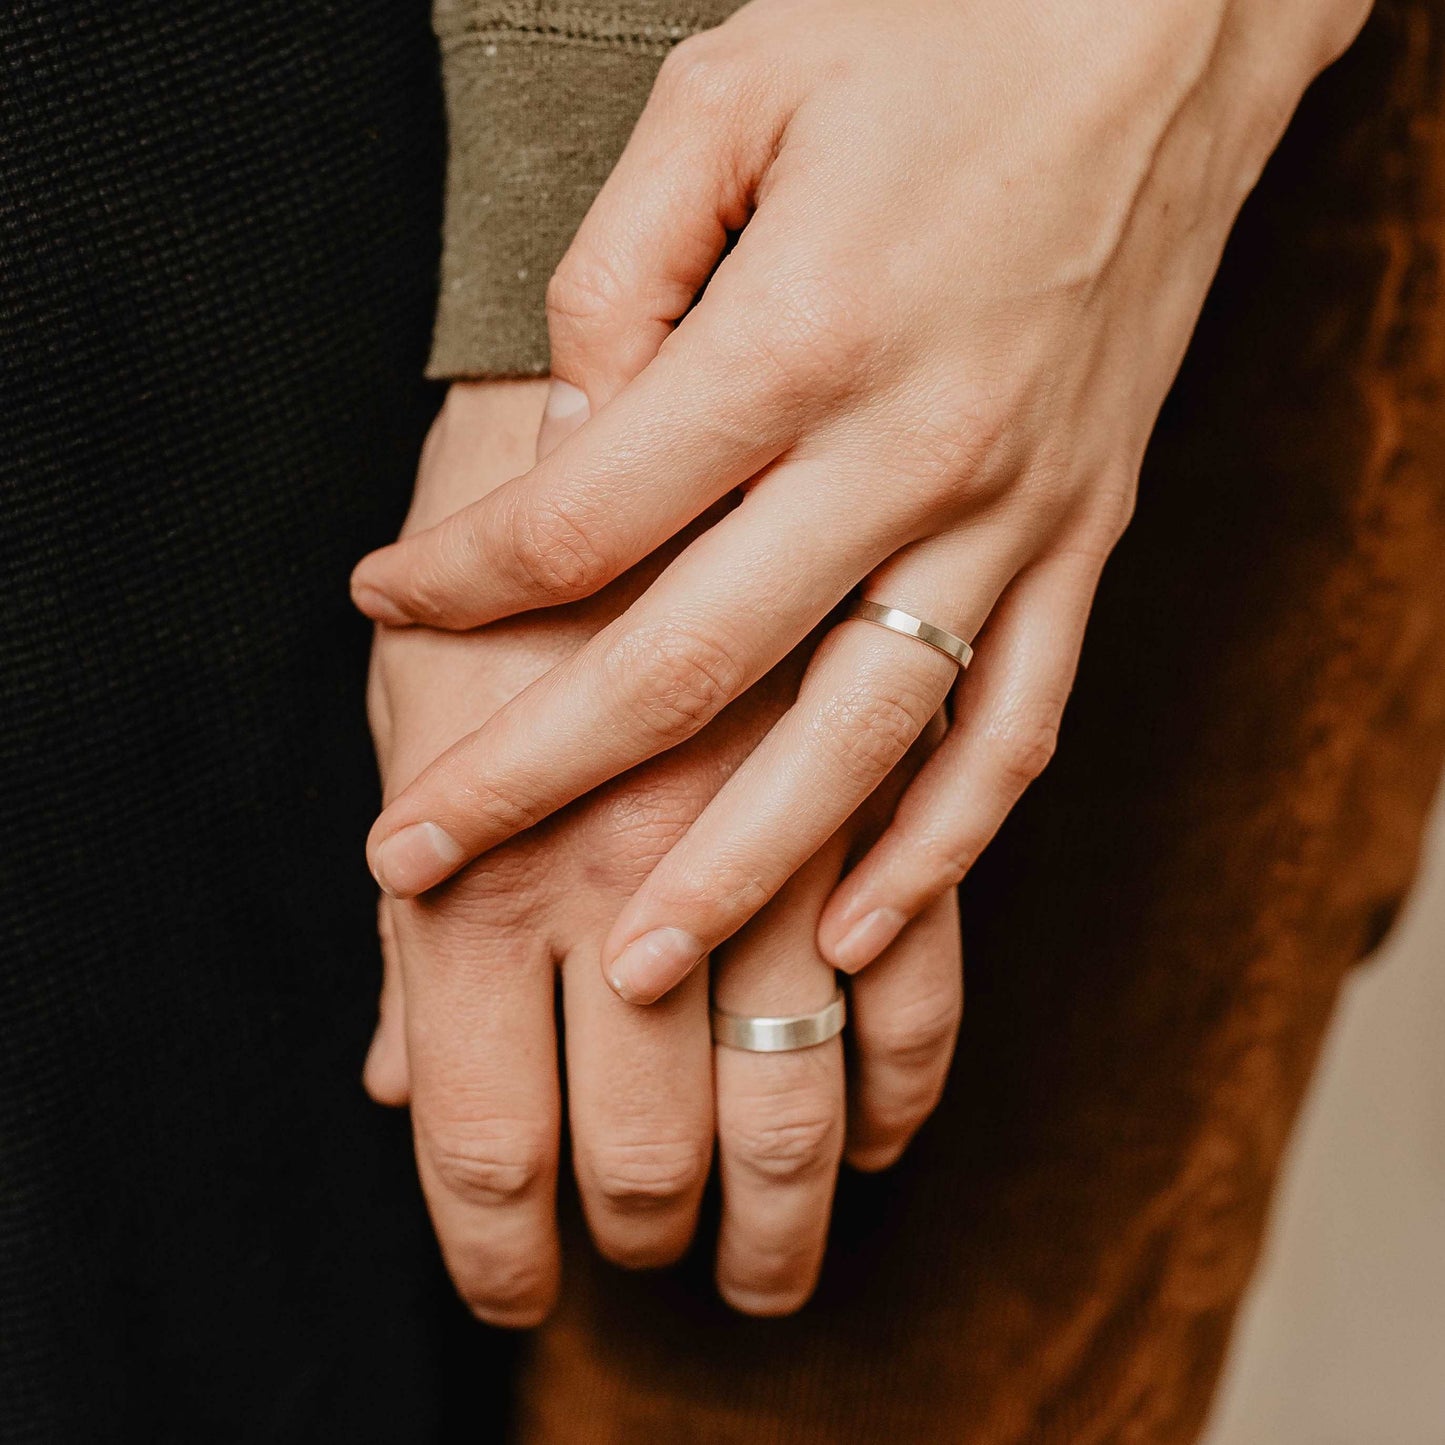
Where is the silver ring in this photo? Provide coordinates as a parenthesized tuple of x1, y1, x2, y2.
(847, 599, 973, 670)
(711, 987, 847, 1052)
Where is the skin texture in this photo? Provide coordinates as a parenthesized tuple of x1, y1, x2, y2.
(366, 380, 962, 1322)
(354, 0, 1370, 1008)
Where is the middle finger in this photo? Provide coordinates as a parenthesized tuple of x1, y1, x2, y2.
(561, 937, 715, 1270)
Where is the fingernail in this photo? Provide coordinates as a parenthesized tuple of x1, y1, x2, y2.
(535, 379, 590, 459)
(372, 822, 465, 898)
(830, 908, 907, 972)
(608, 927, 705, 1003)
(350, 579, 412, 628)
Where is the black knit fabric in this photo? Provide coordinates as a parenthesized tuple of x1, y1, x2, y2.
(0, 2, 509, 1439)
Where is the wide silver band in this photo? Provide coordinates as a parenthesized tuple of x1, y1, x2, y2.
(848, 599, 974, 670)
(711, 987, 847, 1053)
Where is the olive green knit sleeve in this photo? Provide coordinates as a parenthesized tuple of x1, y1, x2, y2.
(426, 2, 743, 379)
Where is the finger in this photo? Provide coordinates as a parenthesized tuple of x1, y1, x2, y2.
(348, 183, 865, 633)
(600, 535, 1016, 1003)
(712, 840, 847, 1316)
(537, 35, 787, 455)
(397, 888, 562, 1327)
(844, 888, 961, 1172)
(365, 463, 898, 900)
(563, 936, 710, 1265)
(562, 942, 713, 1270)
(817, 541, 1106, 972)
(363, 896, 411, 1106)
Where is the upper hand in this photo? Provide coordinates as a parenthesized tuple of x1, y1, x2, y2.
(352, 0, 1367, 1002)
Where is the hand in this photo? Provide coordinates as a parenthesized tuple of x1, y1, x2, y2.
(352, 0, 1367, 1005)
(365, 380, 962, 1322)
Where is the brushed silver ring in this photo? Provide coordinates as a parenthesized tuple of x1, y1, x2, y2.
(848, 599, 973, 670)
(710, 987, 847, 1052)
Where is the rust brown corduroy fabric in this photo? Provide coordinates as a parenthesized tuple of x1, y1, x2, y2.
(423, 1, 1445, 1440)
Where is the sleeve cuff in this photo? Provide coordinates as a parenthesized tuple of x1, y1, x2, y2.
(426, 3, 733, 379)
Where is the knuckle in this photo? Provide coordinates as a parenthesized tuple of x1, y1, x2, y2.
(428, 1123, 552, 1207)
(587, 1136, 710, 1212)
(894, 378, 1012, 506)
(723, 1096, 841, 1184)
(724, 1242, 818, 1305)
(751, 274, 879, 404)
(606, 620, 745, 746)
(682, 268, 880, 433)
(857, 984, 962, 1075)
(694, 860, 771, 920)
(655, 34, 747, 116)
(990, 707, 1061, 794)
(507, 491, 612, 602)
(456, 1254, 553, 1323)
(1093, 463, 1139, 546)
(420, 770, 541, 862)
(1035, 455, 1137, 558)
(431, 850, 553, 932)
(546, 251, 624, 333)
(918, 831, 984, 891)
(858, 1087, 940, 1147)
(821, 683, 932, 783)
(392, 526, 481, 626)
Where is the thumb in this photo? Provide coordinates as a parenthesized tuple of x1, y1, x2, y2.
(534, 378, 592, 462)
(537, 36, 788, 459)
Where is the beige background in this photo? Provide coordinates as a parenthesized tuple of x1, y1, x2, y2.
(1204, 788, 1445, 1444)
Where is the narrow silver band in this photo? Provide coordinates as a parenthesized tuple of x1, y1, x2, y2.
(848, 599, 973, 670)
(711, 987, 847, 1053)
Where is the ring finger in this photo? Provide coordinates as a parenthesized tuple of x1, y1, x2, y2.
(711, 836, 850, 1316)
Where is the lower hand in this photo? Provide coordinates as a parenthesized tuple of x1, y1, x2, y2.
(364, 381, 962, 1322)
